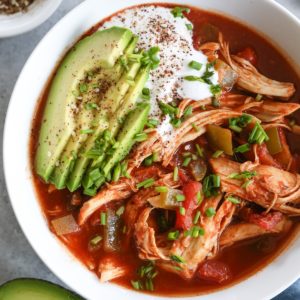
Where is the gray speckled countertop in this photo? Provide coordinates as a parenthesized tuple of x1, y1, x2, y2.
(0, 0, 299, 299)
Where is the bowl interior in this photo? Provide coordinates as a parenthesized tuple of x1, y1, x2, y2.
(3, 0, 300, 299)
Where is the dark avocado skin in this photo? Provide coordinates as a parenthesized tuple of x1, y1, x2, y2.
(0, 278, 84, 300)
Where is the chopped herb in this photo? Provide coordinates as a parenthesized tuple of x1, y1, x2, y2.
(191, 226, 205, 238)
(182, 152, 192, 157)
(205, 207, 216, 217)
(186, 23, 193, 30)
(226, 195, 241, 204)
(229, 170, 257, 180)
(171, 117, 182, 128)
(179, 206, 186, 216)
(192, 123, 199, 132)
(173, 166, 179, 181)
(90, 235, 102, 246)
(155, 186, 168, 193)
(182, 156, 192, 167)
(80, 129, 94, 134)
(196, 144, 204, 157)
(211, 97, 220, 107)
(144, 156, 153, 166)
(203, 174, 221, 197)
(141, 87, 151, 100)
(84, 102, 98, 110)
(79, 83, 88, 93)
(170, 254, 185, 263)
(145, 279, 154, 291)
(212, 150, 224, 158)
(158, 101, 177, 115)
(188, 60, 202, 71)
(196, 191, 203, 205)
(229, 114, 252, 133)
(137, 178, 155, 189)
(184, 75, 204, 82)
(210, 84, 222, 96)
(193, 211, 201, 224)
(131, 280, 142, 290)
(116, 205, 125, 217)
(122, 225, 127, 234)
(175, 194, 185, 202)
(255, 94, 263, 101)
(171, 6, 190, 18)
(173, 266, 183, 271)
(152, 152, 159, 162)
(183, 105, 193, 118)
(248, 122, 269, 145)
(134, 132, 148, 142)
(127, 53, 143, 63)
(100, 212, 107, 225)
(168, 230, 180, 240)
(142, 46, 160, 69)
(241, 179, 253, 189)
(146, 118, 159, 128)
(234, 143, 250, 153)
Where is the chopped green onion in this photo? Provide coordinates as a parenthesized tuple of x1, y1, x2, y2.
(212, 150, 224, 158)
(229, 170, 257, 180)
(100, 212, 107, 225)
(144, 156, 153, 166)
(188, 60, 202, 71)
(182, 152, 191, 157)
(80, 129, 94, 134)
(90, 235, 102, 246)
(226, 196, 240, 204)
(168, 230, 180, 240)
(137, 178, 155, 189)
(141, 87, 151, 100)
(211, 97, 220, 107)
(155, 186, 168, 193)
(179, 206, 186, 215)
(203, 174, 221, 197)
(229, 124, 242, 133)
(79, 83, 88, 93)
(131, 280, 142, 290)
(145, 278, 154, 291)
(158, 101, 177, 115)
(255, 94, 263, 101)
(205, 207, 216, 217)
(175, 194, 185, 202)
(170, 254, 185, 263)
(241, 179, 253, 189)
(171, 118, 182, 128)
(134, 132, 148, 142)
(193, 211, 201, 224)
(210, 84, 222, 96)
(192, 123, 199, 132)
(116, 205, 125, 216)
(186, 23, 193, 30)
(182, 157, 192, 167)
(234, 143, 250, 153)
(183, 105, 193, 118)
(196, 144, 204, 157)
(147, 118, 159, 128)
(248, 122, 269, 145)
(184, 75, 204, 82)
(173, 166, 179, 181)
(196, 191, 203, 205)
(84, 102, 98, 110)
(171, 6, 190, 18)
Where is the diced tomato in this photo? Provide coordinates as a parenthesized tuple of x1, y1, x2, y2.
(236, 47, 257, 66)
(198, 260, 232, 283)
(248, 211, 283, 231)
(178, 169, 190, 183)
(175, 181, 202, 230)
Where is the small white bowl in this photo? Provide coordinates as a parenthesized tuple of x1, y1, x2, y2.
(3, 0, 300, 299)
(0, 0, 62, 38)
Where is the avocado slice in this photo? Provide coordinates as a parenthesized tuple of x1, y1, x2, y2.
(51, 51, 141, 189)
(35, 27, 133, 182)
(0, 278, 83, 300)
(89, 65, 150, 170)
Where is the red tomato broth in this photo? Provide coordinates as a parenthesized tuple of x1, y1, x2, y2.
(30, 3, 300, 296)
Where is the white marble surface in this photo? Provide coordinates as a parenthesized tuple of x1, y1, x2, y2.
(0, 1, 299, 299)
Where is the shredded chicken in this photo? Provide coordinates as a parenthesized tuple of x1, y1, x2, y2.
(98, 257, 127, 282)
(219, 33, 295, 99)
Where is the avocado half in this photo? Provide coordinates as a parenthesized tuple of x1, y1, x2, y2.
(0, 278, 84, 300)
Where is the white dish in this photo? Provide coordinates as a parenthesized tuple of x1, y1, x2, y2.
(0, 0, 62, 38)
(3, 0, 300, 299)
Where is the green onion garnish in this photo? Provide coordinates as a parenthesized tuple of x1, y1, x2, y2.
(131, 280, 142, 290)
(203, 174, 221, 197)
(186, 23, 193, 30)
(210, 84, 221, 96)
(226, 196, 240, 204)
(188, 60, 202, 71)
(193, 211, 201, 224)
(234, 143, 250, 153)
(255, 94, 263, 101)
(179, 206, 186, 215)
(205, 207, 216, 217)
(141, 87, 151, 100)
(248, 122, 269, 145)
(168, 230, 180, 240)
(90, 235, 102, 246)
(170, 254, 185, 263)
(212, 150, 224, 158)
(137, 178, 155, 189)
(134, 132, 148, 142)
(184, 75, 204, 82)
(196, 144, 204, 157)
(84, 102, 98, 110)
(80, 129, 94, 134)
(196, 191, 203, 205)
(228, 170, 257, 180)
(241, 179, 253, 189)
(79, 83, 88, 93)
(146, 118, 159, 128)
(175, 194, 185, 202)
(144, 156, 153, 166)
(171, 6, 190, 18)
(116, 205, 125, 216)
(192, 123, 199, 132)
(182, 157, 192, 167)
(173, 166, 179, 181)
(183, 106, 193, 118)
(100, 212, 107, 225)
(155, 186, 168, 193)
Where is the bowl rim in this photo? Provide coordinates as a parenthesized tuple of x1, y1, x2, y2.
(0, 0, 63, 38)
(3, 0, 300, 299)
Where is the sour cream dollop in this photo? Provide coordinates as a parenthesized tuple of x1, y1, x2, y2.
(102, 6, 219, 141)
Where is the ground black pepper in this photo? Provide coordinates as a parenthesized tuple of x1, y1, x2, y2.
(0, 0, 35, 15)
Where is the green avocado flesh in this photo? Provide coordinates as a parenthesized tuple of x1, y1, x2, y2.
(35, 27, 133, 182)
(35, 26, 152, 194)
(0, 279, 83, 300)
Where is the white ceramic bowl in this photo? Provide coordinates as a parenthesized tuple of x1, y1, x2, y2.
(0, 0, 62, 38)
(3, 0, 300, 299)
